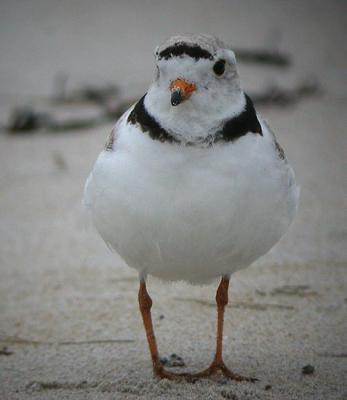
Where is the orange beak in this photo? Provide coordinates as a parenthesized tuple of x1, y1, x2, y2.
(169, 78, 196, 106)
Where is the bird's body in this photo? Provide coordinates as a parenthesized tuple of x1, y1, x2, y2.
(84, 105, 297, 283)
(83, 34, 299, 380)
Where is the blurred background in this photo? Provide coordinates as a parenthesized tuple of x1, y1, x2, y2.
(0, 1, 346, 399)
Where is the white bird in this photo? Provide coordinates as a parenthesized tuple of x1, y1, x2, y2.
(83, 34, 299, 381)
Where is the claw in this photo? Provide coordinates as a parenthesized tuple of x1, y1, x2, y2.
(188, 361, 258, 382)
(153, 362, 258, 382)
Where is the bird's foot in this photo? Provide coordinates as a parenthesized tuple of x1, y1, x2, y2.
(153, 361, 258, 382)
(189, 360, 258, 382)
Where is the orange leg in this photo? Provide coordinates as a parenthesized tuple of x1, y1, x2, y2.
(138, 280, 179, 379)
(138, 277, 257, 382)
(189, 276, 257, 381)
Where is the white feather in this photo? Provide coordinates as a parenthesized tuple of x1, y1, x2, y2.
(83, 34, 299, 284)
(84, 114, 298, 283)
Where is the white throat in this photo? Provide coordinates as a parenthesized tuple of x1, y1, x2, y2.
(144, 84, 246, 142)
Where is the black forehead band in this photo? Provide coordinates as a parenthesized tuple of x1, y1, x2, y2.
(158, 43, 214, 61)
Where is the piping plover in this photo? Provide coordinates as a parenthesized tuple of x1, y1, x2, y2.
(83, 34, 299, 381)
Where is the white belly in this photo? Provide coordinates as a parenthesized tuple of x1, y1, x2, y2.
(84, 122, 298, 283)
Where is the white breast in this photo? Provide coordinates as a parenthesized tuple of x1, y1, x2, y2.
(84, 114, 299, 284)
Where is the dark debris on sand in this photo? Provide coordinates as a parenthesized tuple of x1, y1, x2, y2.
(160, 353, 185, 367)
(302, 364, 315, 375)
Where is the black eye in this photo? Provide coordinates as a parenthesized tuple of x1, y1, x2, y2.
(213, 59, 226, 76)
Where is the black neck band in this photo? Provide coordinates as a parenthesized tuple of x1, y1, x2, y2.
(127, 93, 262, 146)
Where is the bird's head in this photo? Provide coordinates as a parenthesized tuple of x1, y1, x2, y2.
(144, 34, 245, 141)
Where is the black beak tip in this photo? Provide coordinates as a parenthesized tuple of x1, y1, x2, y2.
(171, 90, 183, 106)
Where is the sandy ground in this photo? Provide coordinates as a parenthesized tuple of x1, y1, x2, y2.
(0, 1, 346, 399)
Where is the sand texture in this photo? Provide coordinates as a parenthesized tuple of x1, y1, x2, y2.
(0, 1, 346, 399)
